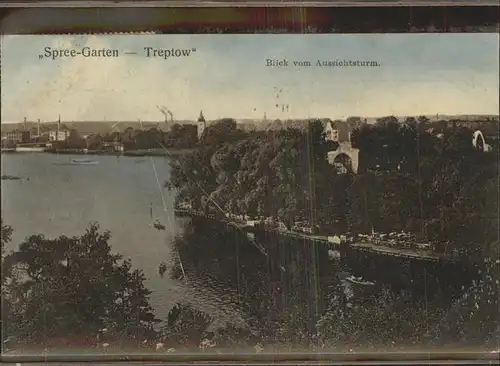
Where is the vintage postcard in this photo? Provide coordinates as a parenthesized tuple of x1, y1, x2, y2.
(1, 33, 499, 358)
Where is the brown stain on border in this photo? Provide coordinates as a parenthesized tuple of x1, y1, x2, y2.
(0, 6, 498, 34)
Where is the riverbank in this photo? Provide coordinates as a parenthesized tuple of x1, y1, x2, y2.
(123, 148, 195, 157)
(174, 208, 457, 263)
(8, 148, 197, 157)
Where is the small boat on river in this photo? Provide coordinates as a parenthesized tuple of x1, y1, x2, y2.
(1, 174, 22, 180)
(158, 261, 167, 278)
(149, 203, 166, 231)
(153, 219, 166, 231)
(345, 275, 375, 286)
(340, 273, 377, 301)
(71, 158, 99, 165)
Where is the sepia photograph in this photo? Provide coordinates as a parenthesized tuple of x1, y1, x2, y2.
(1, 33, 499, 358)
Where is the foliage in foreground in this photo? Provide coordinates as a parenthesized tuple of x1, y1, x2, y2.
(316, 240, 499, 351)
(162, 116, 499, 350)
(1, 222, 159, 345)
(316, 288, 446, 350)
(2, 217, 498, 351)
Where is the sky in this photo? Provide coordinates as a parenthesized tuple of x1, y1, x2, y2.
(1, 33, 498, 123)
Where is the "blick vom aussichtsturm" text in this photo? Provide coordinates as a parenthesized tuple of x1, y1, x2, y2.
(265, 58, 380, 68)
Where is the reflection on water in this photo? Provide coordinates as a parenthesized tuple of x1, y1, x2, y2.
(167, 218, 359, 341)
(165, 216, 478, 345)
(1, 153, 247, 325)
(1, 153, 484, 350)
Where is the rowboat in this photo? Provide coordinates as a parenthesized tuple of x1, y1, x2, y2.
(153, 221, 166, 231)
(345, 275, 375, 286)
(71, 159, 99, 165)
(1, 174, 22, 180)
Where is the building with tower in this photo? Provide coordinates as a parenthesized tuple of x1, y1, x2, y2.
(197, 110, 206, 140)
(324, 119, 360, 174)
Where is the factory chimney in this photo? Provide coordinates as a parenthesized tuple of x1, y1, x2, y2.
(57, 114, 61, 139)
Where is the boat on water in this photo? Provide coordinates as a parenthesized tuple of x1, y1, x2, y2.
(327, 249, 341, 260)
(148, 203, 167, 231)
(71, 158, 99, 165)
(153, 220, 166, 231)
(345, 275, 375, 286)
(15, 146, 46, 152)
(158, 261, 167, 278)
(0, 148, 16, 153)
(1, 174, 22, 180)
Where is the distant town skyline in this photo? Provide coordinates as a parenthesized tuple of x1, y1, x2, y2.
(1, 114, 499, 126)
(1, 34, 498, 123)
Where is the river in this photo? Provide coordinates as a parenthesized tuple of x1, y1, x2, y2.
(2, 152, 466, 341)
(1, 153, 250, 329)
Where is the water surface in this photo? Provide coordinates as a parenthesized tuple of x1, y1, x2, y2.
(1, 153, 247, 326)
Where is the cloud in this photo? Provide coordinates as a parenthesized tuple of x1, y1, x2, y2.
(1, 34, 499, 122)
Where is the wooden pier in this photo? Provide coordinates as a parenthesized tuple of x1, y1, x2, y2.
(174, 208, 456, 263)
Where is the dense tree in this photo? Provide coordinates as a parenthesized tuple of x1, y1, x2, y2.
(1, 218, 12, 258)
(1, 219, 13, 302)
(345, 116, 364, 129)
(1, 223, 159, 346)
(375, 115, 399, 128)
(161, 302, 213, 344)
(200, 118, 247, 147)
(165, 124, 198, 149)
(426, 247, 499, 349)
(169, 117, 497, 251)
(1, 220, 14, 349)
(62, 129, 87, 149)
(349, 123, 498, 255)
(316, 287, 447, 350)
(167, 119, 349, 229)
(134, 128, 164, 149)
(86, 134, 104, 150)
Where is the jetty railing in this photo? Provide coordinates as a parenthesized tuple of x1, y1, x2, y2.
(173, 208, 455, 263)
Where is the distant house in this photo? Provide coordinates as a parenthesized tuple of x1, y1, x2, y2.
(323, 119, 360, 173)
(323, 120, 354, 143)
(2, 129, 31, 143)
(102, 140, 124, 152)
(441, 119, 499, 138)
(324, 121, 339, 142)
(48, 130, 70, 142)
(447, 120, 487, 130)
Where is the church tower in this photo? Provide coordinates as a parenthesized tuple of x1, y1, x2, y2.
(197, 110, 206, 140)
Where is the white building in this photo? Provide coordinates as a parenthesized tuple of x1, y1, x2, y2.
(103, 140, 124, 152)
(324, 121, 339, 142)
(323, 119, 357, 143)
(324, 120, 360, 174)
(48, 130, 70, 142)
